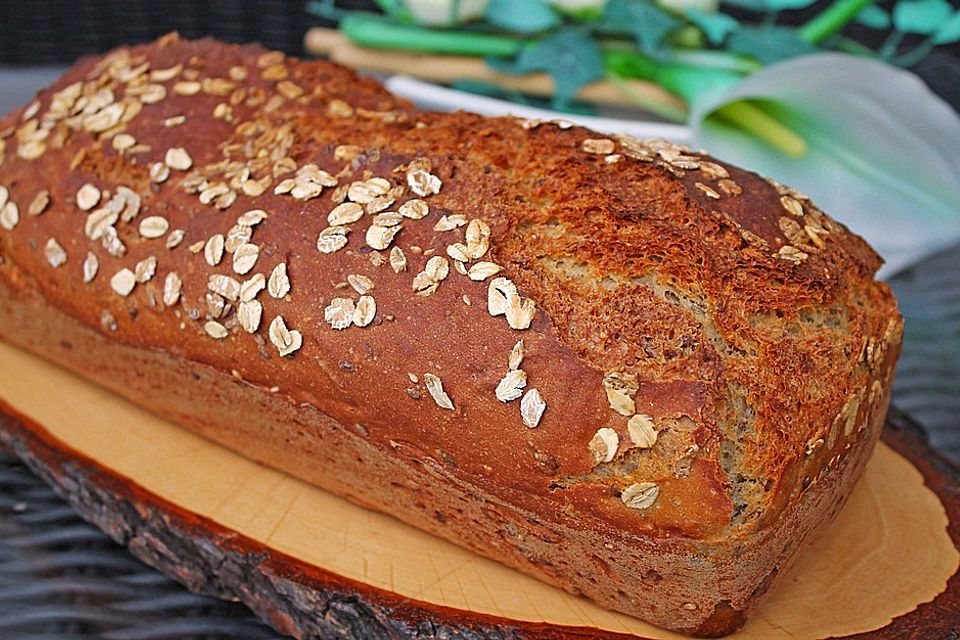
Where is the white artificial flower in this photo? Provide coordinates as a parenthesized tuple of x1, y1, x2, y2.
(405, 0, 489, 26)
(691, 53, 960, 275)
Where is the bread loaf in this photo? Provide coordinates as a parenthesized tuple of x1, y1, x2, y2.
(0, 35, 902, 636)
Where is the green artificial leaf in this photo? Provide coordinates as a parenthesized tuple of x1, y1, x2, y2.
(933, 11, 960, 43)
(726, 26, 819, 64)
(549, 0, 606, 22)
(485, 0, 561, 33)
(686, 9, 740, 45)
(893, 0, 953, 34)
(602, 0, 681, 57)
(855, 4, 892, 29)
(486, 28, 605, 107)
(762, 0, 816, 11)
(374, 0, 403, 15)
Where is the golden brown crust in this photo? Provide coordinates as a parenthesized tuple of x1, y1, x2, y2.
(0, 35, 902, 634)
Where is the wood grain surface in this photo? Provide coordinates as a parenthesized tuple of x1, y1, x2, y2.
(0, 340, 957, 640)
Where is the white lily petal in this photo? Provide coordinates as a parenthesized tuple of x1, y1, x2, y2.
(384, 75, 690, 141)
(691, 53, 960, 276)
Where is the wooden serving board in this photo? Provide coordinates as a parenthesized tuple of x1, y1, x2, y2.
(0, 340, 957, 640)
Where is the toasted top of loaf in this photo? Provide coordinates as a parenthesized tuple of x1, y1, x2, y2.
(0, 35, 900, 541)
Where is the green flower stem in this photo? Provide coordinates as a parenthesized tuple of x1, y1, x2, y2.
(893, 39, 937, 67)
(667, 50, 762, 74)
(829, 35, 876, 55)
(602, 50, 739, 105)
(798, 0, 875, 44)
(604, 50, 806, 156)
(711, 101, 808, 157)
(879, 30, 906, 59)
(339, 13, 524, 56)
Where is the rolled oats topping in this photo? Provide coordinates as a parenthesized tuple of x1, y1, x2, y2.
(780, 195, 804, 217)
(224, 224, 253, 253)
(365, 223, 401, 250)
(406, 169, 441, 197)
(232, 243, 259, 275)
(76, 183, 101, 211)
(582, 138, 616, 155)
(327, 202, 364, 226)
(627, 414, 658, 449)
(82, 251, 99, 283)
(165, 229, 185, 249)
(238, 299, 263, 333)
(204, 233, 225, 266)
(504, 293, 536, 330)
(348, 177, 390, 204)
(446, 243, 470, 263)
(347, 274, 374, 295)
(163, 271, 182, 306)
(717, 178, 742, 196)
(589, 427, 619, 464)
(372, 211, 402, 227)
(135, 256, 157, 283)
(115, 187, 142, 223)
(165, 147, 193, 171)
(237, 209, 268, 226)
(488, 277, 518, 316)
(424, 373, 454, 410)
(777, 245, 809, 264)
(509, 340, 525, 370)
(353, 295, 377, 327)
(268, 262, 290, 298)
(621, 482, 659, 510)
(317, 225, 350, 254)
(204, 320, 229, 339)
(334, 144, 363, 161)
(496, 368, 527, 402)
(603, 372, 638, 416)
(467, 261, 501, 281)
(100, 226, 126, 258)
(434, 214, 466, 232)
(239, 273, 266, 302)
(366, 195, 396, 215)
(268, 315, 302, 356)
(520, 388, 546, 428)
(110, 268, 136, 296)
(389, 246, 407, 273)
(139, 215, 170, 239)
(28, 190, 50, 216)
(112, 133, 136, 151)
(174, 80, 202, 96)
(0, 200, 19, 231)
(324, 297, 356, 330)
(465, 218, 491, 259)
(398, 198, 428, 219)
(695, 182, 720, 199)
(45, 238, 68, 268)
(208, 273, 241, 300)
(84, 208, 118, 241)
(699, 161, 729, 179)
(424, 255, 450, 282)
